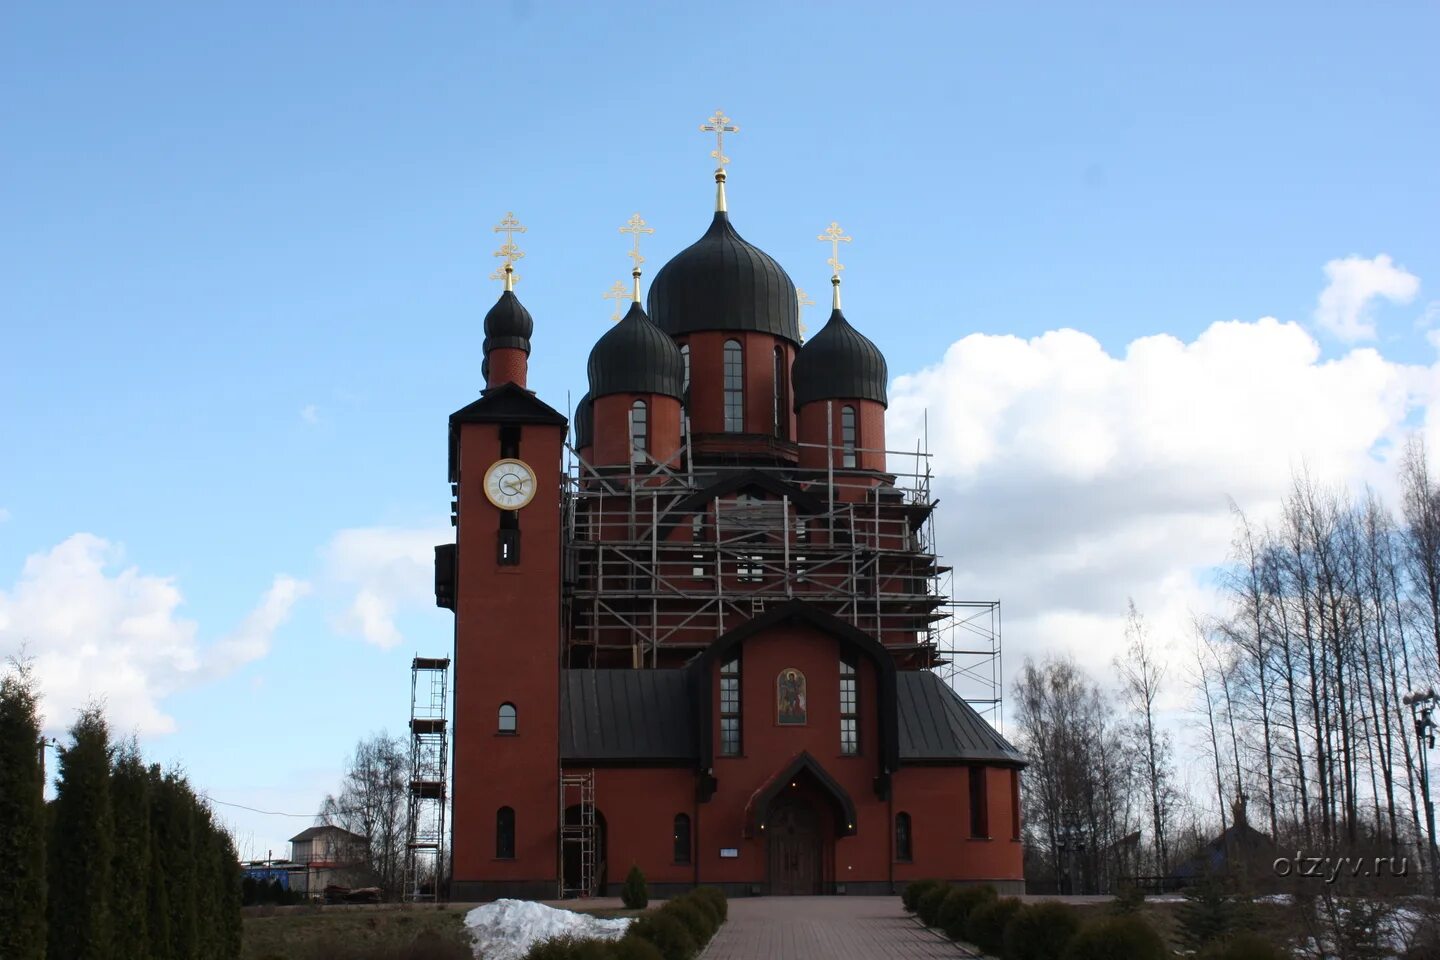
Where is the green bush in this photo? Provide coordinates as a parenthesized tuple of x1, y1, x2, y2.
(664, 897, 717, 945)
(521, 936, 593, 960)
(609, 936, 665, 960)
(902, 878, 943, 913)
(1199, 931, 1289, 960)
(937, 885, 998, 940)
(1062, 915, 1166, 960)
(917, 882, 953, 927)
(1004, 901, 1083, 960)
(1110, 884, 1145, 916)
(622, 865, 649, 910)
(692, 885, 728, 923)
(626, 911, 697, 960)
(964, 896, 1023, 954)
(683, 892, 722, 931)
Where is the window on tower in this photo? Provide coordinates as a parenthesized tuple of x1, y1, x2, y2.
(496, 806, 516, 859)
(631, 400, 648, 464)
(772, 346, 787, 439)
(720, 654, 742, 756)
(498, 702, 517, 734)
(680, 343, 690, 394)
(841, 405, 857, 468)
(724, 340, 744, 432)
(840, 650, 859, 755)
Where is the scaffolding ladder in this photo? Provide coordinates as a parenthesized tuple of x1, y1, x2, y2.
(404, 656, 450, 901)
(560, 770, 597, 898)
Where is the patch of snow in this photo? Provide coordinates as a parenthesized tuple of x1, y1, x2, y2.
(1256, 893, 1294, 904)
(464, 899, 632, 960)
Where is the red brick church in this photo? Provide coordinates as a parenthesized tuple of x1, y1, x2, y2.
(436, 118, 1025, 900)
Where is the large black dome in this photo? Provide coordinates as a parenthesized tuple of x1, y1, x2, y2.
(792, 308, 888, 408)
(573, 392, 594, 448)
(587, 302, 685, 400)
(482, 289, 533, 355)
(647, 212, 800, 343)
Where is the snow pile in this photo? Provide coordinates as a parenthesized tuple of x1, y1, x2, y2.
(464, 899, 632, 960)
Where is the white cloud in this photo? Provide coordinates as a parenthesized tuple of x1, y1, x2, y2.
(1313, 254, 1420, 342)
(888, 312, 1437, 686)
(321, 526, 449, 649)
(300, 404, 320, 425)
(0, 534, 307, 735)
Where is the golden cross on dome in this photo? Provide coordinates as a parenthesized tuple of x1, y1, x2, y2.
(818, 221, 851, 277)
(489, 212, 527, 289)
(619, 213, 655, 301)
(602, 280, 628, 322)
(700, 109, 739, 173)
(796, 288, 816, 339)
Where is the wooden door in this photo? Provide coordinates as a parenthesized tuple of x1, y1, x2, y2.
(766, 797, 821, 895)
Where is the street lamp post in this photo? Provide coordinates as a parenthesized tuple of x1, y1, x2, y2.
(1404, 688, 1440, 895)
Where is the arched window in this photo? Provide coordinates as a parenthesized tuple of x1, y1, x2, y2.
(895, 812, 913, 862)
(772, 346, 786, 439)
(680, 343, 690, 394)
(839, 651, 858, 754)
(723, 340, 744, 432)
(496, 806, 516, 859)
(498, 702, 517, 734)
(841, 405, 857, 468)
(673, 813, 692, 864)
(720, 654, 742, 756)
(631, 400, 648, 464)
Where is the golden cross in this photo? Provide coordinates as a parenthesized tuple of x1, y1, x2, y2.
(796, 288, 815, 339)
(619, 213, 654, 271)
(700, 109, 739, 172)
(818, 221, 852, 277)
(602, 280, 628, 322)
(490, 212, 527, 285)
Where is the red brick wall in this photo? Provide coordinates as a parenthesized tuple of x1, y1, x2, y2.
(486, 347, 528, 389)
(796, 399, 887, 474)
(891, 766, 1024, 884)
(681, 331, 796, 440)
(591, 393, 683, 468)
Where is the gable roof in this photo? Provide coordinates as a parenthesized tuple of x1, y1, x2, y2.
(448, 381, 567, 480)
(742, 750, 858, 837)
(560, 669, 696, 763)
(896, 670, 1026, 765)
(289, 825, 367, 844)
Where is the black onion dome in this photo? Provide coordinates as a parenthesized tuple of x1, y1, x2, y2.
(482, 290, 533, 355)
(574, 392, 594, 448)
(647, 212, 800, 343)
(792, 308, 889, 408)
(587, 302, 685, 400)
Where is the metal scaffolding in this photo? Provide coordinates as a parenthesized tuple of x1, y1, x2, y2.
(404, 656, 450, 902)
(560, 429, 1002, 718)
(560, 770, 598, 898)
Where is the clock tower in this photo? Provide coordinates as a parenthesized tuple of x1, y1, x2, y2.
(441, 245, 568, 900)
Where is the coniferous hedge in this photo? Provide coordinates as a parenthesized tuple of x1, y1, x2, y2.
(0, 661, 47, 960)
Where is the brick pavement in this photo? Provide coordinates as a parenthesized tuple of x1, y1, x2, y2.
(700, 897, 982, 959)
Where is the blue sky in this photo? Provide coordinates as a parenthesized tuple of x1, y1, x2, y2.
(3, 1, 1437, 858)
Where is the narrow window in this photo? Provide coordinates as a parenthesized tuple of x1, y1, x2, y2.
(841, 405, 857, 468)
(680, 344, 690, 394)
(496, 806, 516, 859)
(1010, 770, 1022, 840)
(498, 702, 517, 734)
(738, 555, 763, 582)
(839, 651, 859, 755)
(720, 654, 742, 756)
(895, 812, 913, 862)
(691, 514, 707, 578)
(631, 400, 648, 464)
(772, 346, 786, 438)
(969, 766, 988, 838)
(498, 512, 520, 566)
(723, 340, 744, 432)
(673, 813, 692, 864)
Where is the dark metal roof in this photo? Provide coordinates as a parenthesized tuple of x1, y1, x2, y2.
(573, 392, 593, 449)
(482, 289, 533, 355)
(560, 669, 696, 763)
(792, 308, 888, 408)
(586, 302, 685, 401)
(448, 382, 567, 482)
(896, 671, 1025, 764)
(647, 212, 800, 344)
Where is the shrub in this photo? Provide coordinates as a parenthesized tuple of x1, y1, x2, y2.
(626, 911, 697, 960)
(692, 885, 728, 923)
(609, 936, 665, 960)
(522, 936, 592, 960)
(664, 897, 717, 945)
(622, 865, 649, 910)
(902, 878, 943, 914)
(1199, 931, 1289, 960)
(1110, 883, 1145, 916)
(1004, 901, 1083, 960)
(1062, 915, 1166, 960)
(917, 882, 953, 927)
(965, 896, 1023, 954)
(937, 885, 997, 940)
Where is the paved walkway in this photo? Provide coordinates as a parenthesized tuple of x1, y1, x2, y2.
(701, 897, 979, 959)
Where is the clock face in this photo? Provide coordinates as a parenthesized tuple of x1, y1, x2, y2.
(483, 458, 537, 511)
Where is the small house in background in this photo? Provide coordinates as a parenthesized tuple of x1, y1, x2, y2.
(1168, 795, 1278, 888)
(288, 824, 367, 895)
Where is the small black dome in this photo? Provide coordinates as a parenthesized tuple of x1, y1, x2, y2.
(574, 392, 594, 448)
(792, 308, 888, 408)
(648, 213, 799, 343)
(587, 302, 685, 400)
(482, 289, 533, 355)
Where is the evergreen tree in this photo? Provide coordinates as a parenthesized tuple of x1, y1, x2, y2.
(144, 765, 172, 960)
(49, 706, 116, 960)
(110, 742, 151, 960)
(0, 658, 47, 960)
(152, 772, 198, 960)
